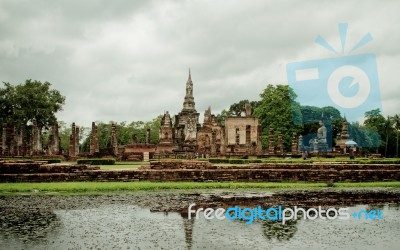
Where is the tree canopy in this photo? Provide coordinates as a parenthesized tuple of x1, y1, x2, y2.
(0, 80, 65, 128)
(253, 84, 303, 150)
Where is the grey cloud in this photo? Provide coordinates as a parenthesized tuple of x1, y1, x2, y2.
(0, 0, 399, 127)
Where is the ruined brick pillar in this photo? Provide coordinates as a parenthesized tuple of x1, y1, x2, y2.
(268, 128, 275, 155)
(1, 123, 6, 155)
(256, 124, 262, 155)
(17, 128, 24, 156)
(30, 124, 42, 155)
(69, 122, 79, 157)
(146, 128, 150, 144)
(48, 123, 60, 155)
(75, 126, 79, 156)
(9, 126, 16, 156)
(89, 122, 99, 155)
(298, 135, 304, 153)
(291, 132, 298, 154)
(111, 123, 118, 156)
(220, 129, 226, 155)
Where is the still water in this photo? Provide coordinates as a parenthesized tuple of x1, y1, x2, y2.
(0, 202, 399, 250)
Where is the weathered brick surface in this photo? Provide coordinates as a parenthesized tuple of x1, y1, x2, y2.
(0, 160, 99, 174)
(1, 160, 399, 182)
(149, 160, 213, 169)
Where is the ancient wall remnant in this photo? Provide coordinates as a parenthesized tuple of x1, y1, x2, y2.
(30, 124, 42, 155)
(89, 122, 99, 155)
(291, 132, 298, 154)
(268, 128, 275, 155)
(111, 123, 118, 156)
(48, 123, 60, 155)
(68, 122, 79, 157)
(146, 129, 150, 144)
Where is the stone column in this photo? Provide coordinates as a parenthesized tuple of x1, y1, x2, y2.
(10, 126, 16, 156)
(69, 122, 80, 157)
(14, 128, 22, 156)
(146, 128, 150, 144)
(89, 122, 99, 155)
(291, 132, 298, 154)
(1, 123, 6, 155)
(268, 128, 275, 155)
(75, 126, 79, 156)
(111, 123, 118, 156)
(298, 135, 304, 153)
(48, 123, 60, 155)
(31, 124, 42, 155)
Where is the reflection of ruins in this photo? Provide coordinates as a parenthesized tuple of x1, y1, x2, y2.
(181, 215, 195, 250)
(262, 218, 299, 241)
(0, 209, 61, 242)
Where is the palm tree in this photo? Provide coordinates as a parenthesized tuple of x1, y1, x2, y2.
(393, 114, 400, 158)
(383, 116, 394, 157)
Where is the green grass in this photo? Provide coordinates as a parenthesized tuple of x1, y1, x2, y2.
(0, 182, 325, 194)
(257, 157, 400, 164)
(0, 181, 399, 195)
(333, 181, 400, 188)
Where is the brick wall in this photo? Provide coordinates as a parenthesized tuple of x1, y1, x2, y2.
(0, 160, 399, 183)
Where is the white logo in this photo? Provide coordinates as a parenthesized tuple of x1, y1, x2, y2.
(327, 65, 371, 108)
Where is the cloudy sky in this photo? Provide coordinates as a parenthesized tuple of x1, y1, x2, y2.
(0, 0, 399, 126)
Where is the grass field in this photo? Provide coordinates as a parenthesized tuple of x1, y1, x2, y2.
(0, 181, 399, 195)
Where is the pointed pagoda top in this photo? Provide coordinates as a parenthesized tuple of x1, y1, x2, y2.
(182, 68, 195, 111)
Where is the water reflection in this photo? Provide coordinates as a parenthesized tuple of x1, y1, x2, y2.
(0, 209, 61, 242)
(182, 217, 195, 250)
(0, 196, 399, 249)
(262, 219, 299, 241)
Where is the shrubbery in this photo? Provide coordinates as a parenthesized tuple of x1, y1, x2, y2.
(77, 158, 115, 165)
(46, 159, 62, 163)
(208, 158, 262, 164)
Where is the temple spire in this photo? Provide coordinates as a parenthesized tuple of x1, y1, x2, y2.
(182, 69, 195, 111)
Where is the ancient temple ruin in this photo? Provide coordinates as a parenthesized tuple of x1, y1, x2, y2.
(154, 70, 263, 158)
(335, 117, 351, 153)
(173, 69, 201, 152)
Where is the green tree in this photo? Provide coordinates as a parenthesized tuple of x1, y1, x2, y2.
(363, 109, 399, 157)
(228, 100, 259, 116)
(383, 116, 394, 157)
(80, 116, 162, 152)
(58, 121, 71, 154)
(364, 109, 385, 132)
(253, 84, 303, 150)
(0, 80, 65, 129)
(216, 109, 232, 124)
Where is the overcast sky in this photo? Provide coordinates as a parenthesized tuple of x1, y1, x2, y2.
(1, 0, 399, 127)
